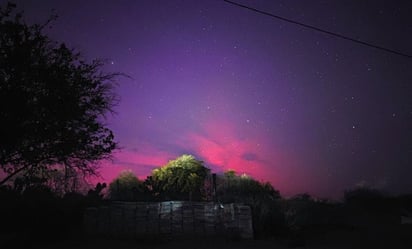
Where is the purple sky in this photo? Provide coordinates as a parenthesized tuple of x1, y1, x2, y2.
(15, 0, 412, 198)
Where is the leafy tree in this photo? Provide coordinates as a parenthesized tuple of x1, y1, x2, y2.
(0, 3, 119, 187)
(86, 182, 107, 204)
(216, 170, 283, 237)
(217, 170, 280, 203)
(109, 170, 144, 201)
(344, 186, 384, 203)
(343, 186, 390, 211)
(149, 154, 210, 200)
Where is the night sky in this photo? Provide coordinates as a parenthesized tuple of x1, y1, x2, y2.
(14, 0, 412, 198)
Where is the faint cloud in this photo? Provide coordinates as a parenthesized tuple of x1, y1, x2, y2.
(242, 152, 258, 161)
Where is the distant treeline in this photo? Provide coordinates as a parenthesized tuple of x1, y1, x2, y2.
(1, 155, 412, 248)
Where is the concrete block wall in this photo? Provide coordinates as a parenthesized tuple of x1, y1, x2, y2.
(84, 201, 253, 239)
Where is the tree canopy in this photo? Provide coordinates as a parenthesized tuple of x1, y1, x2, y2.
(148, 154, 210, 200)
(0, 3, 118, 187)
(217, 170, 281, 203)
(109, 170, 144, 200)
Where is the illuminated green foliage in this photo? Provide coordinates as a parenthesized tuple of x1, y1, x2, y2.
(149, 154, 210, 200)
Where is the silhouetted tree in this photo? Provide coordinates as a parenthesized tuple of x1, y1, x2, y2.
(343, 186, 392, 212)
(149, 154, 210, 200)
(216, 170, 283, 237)
(217, 170, 280, 203)
(344, 186, 384, 204)
(284, 193, 314, 230)
(0, 3, 119, 187)
(46, 167, 93, 195)
(109, 170, 145, 201)
(86, 182, 107, 204)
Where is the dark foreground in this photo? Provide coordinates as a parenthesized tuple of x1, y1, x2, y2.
(3, 224, 412, 249)
(2, 187, 412, 249)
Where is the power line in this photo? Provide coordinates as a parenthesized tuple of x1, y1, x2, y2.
(223, 0, 412, 59)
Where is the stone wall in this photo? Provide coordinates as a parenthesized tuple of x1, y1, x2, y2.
(84, 201, 253, 239)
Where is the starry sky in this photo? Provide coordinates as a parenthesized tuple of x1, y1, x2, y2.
(14, 0, 412, 198)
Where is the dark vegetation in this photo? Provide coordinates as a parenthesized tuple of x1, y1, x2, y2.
(0, 2, 118, 187)
(1, 2, 412, 248)
(2, 155, 412, 248)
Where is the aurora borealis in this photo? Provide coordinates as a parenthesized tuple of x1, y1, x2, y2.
(15, 0, 412, 198)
